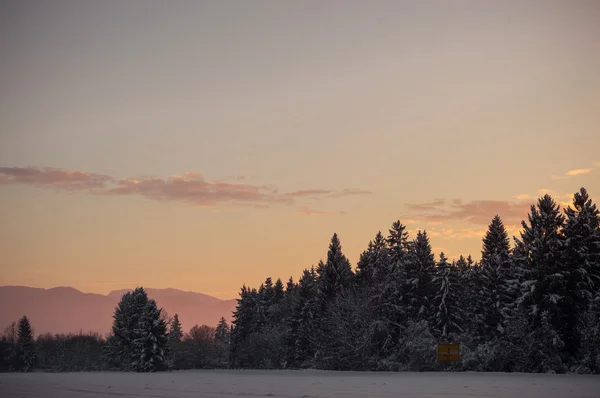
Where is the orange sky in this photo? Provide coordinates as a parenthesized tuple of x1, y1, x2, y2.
(1, 1, 599, 299)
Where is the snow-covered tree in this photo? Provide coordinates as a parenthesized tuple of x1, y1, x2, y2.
(132, 298, 168, 372)
(479, 215, 517, 340)
(316, 233, 354, 302)
(405, 230, 436, 322)
(513, 194, 566, 368)
(16, 316, 36, 372)
(432, 253, 465, 339)
(288, 268, 319, 367)
(513, 195, 565, 326)
(562, 188, 600, 357)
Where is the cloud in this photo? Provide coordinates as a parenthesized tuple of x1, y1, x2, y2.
(566, 168, 593, 176)
(403, 199, 532, 226)
(553, 165, 596, 179)
(404, 199, 446, 212)
(0, 166, 369, 211)
(284, 188, 372, 199)
(329, 189, 372, 197)
(285, 189, 333, 197)
(403, 188, 579, 229)
(296, 206, 340, 216)
(0, 167, 112, 190)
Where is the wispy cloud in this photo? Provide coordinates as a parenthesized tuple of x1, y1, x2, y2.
(296, 206, 341, 216)
(552, 164, 596, 180)
(0, 167, 112, 190)
(402, 198, 532, 226)
(0, 166, 369, 211)
(404, 199, 446, 212)
(284, 188, 372, 199)
(404, 188, 578, 229)
(566, 168, 593, 176)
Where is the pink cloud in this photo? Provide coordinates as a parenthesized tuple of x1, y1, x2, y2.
(0, 167, 112, 190)
(404, 199, 446, 212)
(284, 188, 372, 198)
(403, 199, 532, 226)
(0, 166, 370, 211)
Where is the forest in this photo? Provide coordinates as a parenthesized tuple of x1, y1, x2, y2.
(1, 187, 599, 374)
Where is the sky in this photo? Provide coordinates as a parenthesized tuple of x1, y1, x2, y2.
(1, 0, 599, 299)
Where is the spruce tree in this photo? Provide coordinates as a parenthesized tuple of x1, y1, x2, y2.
(215, 317, 230, 367)
(168, 314, 183, 343)
(16, 316, 36, 372)
(479, 215, 516, 340)
(513, 194, 566, 367)
(291, 268, 319, 367)
(273, 278, 285, 304)
(562, 188, 600, 358)
(406, 230, 436, 322)
(317, 233, 354, 302)
(132, 298, 168, 372)
(106, 287, 150, 370)
(215, 317, 230, 345)
(432, 253, 465, 339)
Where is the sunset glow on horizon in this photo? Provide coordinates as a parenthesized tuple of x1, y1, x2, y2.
(1, 0, 599, 299)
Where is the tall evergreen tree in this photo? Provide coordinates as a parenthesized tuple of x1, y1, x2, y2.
(432, 253, 465, 339)
(273, 279, 285, 304)
(406, 230, 436, 322)
(290, 268, 319, 367)
(16, 316, 36, 372)
(561, 188, 600, 358)
(132, 298, 168, 372)
(317, 233, 354, 302)
(513, 194, 566, 368)
(168, 314, 183, 343)
(479, 215, 517, 339)
(215, 317, 230, 345)
(106, 287, 150, 370)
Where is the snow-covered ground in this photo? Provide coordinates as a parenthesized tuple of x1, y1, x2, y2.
(1, 369, 598, 398)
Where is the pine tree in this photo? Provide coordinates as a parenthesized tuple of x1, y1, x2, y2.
(481, 215, 511, 265)
(561, 188, 600, 359)
(16, 316, 36, 372)
(316, 233, 354, 302)
(377, 221, 410, 359)
(432, 253, 465, 339)
(406, 230, 436, 322)
(285, 277, 296, 296)
(230, 285, 253, 367)
(131, 298, 169, 372)
(106, 287, 150, 370)
(479, 215, 517, 340)
(215, 317, 230, 367)
(215, 317, 230, 345)
(455, 255, 468, 273)
(273, 279, 285, 304)
(513, 194, 566, 368)
(514, 195, 565, 328)
(168, 314, 183, 343)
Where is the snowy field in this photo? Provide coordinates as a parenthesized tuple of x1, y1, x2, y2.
(1, 369, 599, 398)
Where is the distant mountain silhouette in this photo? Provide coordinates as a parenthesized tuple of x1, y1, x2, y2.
(0, 286, 236, 336)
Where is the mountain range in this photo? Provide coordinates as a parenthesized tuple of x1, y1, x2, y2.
(0, 286, 237, 336)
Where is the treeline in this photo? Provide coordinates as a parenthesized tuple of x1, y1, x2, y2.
(0, 288, 231, 372)
(229, 188, 600, 373)
(2, 188, 598, 374)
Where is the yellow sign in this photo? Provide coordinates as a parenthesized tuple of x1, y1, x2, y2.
(437, 344, 460, 361)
